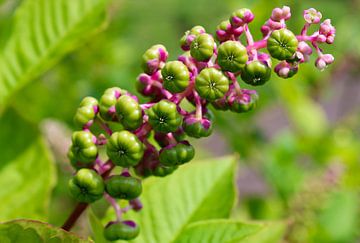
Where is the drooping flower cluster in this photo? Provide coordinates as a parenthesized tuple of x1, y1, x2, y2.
(66, 6, 335, 241)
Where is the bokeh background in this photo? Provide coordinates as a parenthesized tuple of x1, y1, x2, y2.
(0, 0, 359, 242)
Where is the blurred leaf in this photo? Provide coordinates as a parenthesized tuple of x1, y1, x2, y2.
(88, 208, 107, 243)
(239, 221, 285, 243)
(0, 0, 110, 109)
(104, 156, 236, 243)
(0, 219, 90, 242)
(0, 109, 56, 221)
(315, 191, 359, 243)
(172, 219, 262, 243)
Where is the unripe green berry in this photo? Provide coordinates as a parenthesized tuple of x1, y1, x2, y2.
(190, 33, 215, 61)
(217, 41, 248, 72)
(147, 100, 182, 133)
(190, 25, 206, 35)
(267, 29, 298, 60)
(73, 106, 96, 129)
(105, 175, 142, 200)
(161, 61, 190, 93)
(141, 44, 167, 74)
(68, 131, 97, 166)
(240, 60, 271, 86)
(229, 92, 258, 113)
(79, 97, 98, 107)
(99, 87, 125, 121)
(183, 117, 213, 138)
(68, 168, 104, 203)
(104, 221, 140, 241)
(106, 131, 144, 167)
(115, 95, 143, 130)
(195, 68, 229, 101)
(159, 142, 195, 166)
(153, 165, 178, 177)
(73, 97, 98, 128)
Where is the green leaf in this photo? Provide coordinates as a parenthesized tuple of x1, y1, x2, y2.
(173, 219, 262, 243)
(0, 0, 110, 109)
(0, 109, 56, 221)
(103, 156, 237, 243)
(173, 220, 285, 243)
(0, 219, 91, 242)
(88, 208, 107, 243)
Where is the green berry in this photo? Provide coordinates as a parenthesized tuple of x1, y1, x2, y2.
(73, 97, 98, 128)
(190, 25, 206, 35)
(195, 68, 229, 101)
(161, 61, 190, 93)
(147, 100, 182, 133)
(183, 117, 213, 138)
(99, 87, 125, 121)
(159, 142, 195, 166)
(104, 221, 140, 241)
(79, 97, 98, 107)
(68, 131, 97, 166)
(190, 33, 215, 61)
(106, 131, 144, 167)
(115, 95, 143, 130)
(217, 41, 248, 72)
(105, 175, 142, 200)
(68, 168, 104, 203)
(267, 29, 298, 60)
(141, 44, 167, 74)
(74, 106, 96, 128)
(153, 165, 178, 177)
(229, 92, 258, 113)
(240, 60, 271, 86)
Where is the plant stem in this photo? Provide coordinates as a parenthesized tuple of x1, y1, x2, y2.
(61, 160, 115, 231)
(61, 203, 88, 231)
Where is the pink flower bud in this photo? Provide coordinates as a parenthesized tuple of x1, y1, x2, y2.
(281, 6, 291, 20)
(298, 41, 313, 55)
(274, 61, 298, 78)
(303, 8, 322, 24)
(267, 19, 283, 30)
(319, 19, 336, 44)
(315, 54, 334, 71)
(271, 8, 283, 21)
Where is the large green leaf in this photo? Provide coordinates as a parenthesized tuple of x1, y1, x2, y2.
(0, 109, 56, 221)
(0, 219, 91, 242)
(0, 0, 109, 109)
(173, 220, 285, 243)
(102, 156, 237, 243)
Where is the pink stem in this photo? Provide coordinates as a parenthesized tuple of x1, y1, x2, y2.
(105, 194, 122, 222)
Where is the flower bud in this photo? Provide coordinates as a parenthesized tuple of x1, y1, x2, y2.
(319, 19, 336, 44)
(230, 8, 254, 27)
(274, 61, 298, 78)
(303, 8, 322, 24)
(315, 54, 334, 71)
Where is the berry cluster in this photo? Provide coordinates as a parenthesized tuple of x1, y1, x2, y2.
(66, 6, 335, 241)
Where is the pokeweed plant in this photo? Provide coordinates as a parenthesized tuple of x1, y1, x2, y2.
(62, 6, 336, 242)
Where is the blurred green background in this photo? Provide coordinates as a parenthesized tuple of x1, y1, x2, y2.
(0, 0, 359, 242)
